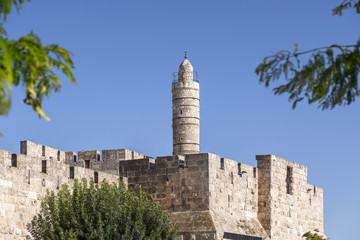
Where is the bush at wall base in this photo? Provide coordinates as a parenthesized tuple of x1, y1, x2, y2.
(27, 178, 177, 240)
(303, 230, 328, 240)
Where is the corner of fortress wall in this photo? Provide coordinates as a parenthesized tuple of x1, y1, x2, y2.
(256, 154, 324, 239)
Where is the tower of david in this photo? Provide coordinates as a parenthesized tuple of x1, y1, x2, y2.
(0, 56, 324, 240)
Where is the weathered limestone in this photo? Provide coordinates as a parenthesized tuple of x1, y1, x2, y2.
(116, 151, 324, 240)
(257, 155, 324, 240)
(0, 143, 119, 240)
(172, 57, 200, 155)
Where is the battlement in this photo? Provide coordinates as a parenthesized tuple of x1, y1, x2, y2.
(1, 140, 324, 240)
(19, 140, 147, 161)
(0, 147, 120, 188)
(0, 145, 120, 239)
(20, 140, 66, 162)
(14, 140, 150, 180)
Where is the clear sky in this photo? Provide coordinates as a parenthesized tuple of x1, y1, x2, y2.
(1, 0, 359, 239)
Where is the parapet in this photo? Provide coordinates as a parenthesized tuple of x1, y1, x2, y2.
(256, 154, 324, 239)
(18, 140, 147, 164)
(102, 149, 146, 161)
(20, 140, 66, 162)
(78, 150, 100, 163)
(0, 143, 120, 240)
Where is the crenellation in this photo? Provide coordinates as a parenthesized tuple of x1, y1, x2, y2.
(42, 145, 65, 162)
(19, 141, 67, 163)
(20, 141, 42, 157)
(65, 151, 77, 164)
(78, 150, 100, 163)
(0, 149, 11, 166)
(0, 143, 120, 239)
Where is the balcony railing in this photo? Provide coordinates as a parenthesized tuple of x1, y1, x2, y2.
(172, 72, 199, 83)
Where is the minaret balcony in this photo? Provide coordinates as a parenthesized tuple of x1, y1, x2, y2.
(172, 72, 199, 83)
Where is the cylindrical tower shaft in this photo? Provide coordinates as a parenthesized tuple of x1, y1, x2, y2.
(172, 57, 200, 155)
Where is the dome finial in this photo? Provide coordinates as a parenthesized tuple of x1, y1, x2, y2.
(184, 51, 187, 59)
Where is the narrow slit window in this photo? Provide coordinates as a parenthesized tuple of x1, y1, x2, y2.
(57, 151, 60, 161)
(179, 160, 185, 167)
(97, 154, 100, 161)
(220, 158, 224, 170)
(119, 163, 124, 175)
(149, 162, 156, 170)
(70, 166, 74, 179)
(238, 163, 242, 175)
(57, 176, 60, 190)
(230, 172, 234, 184)
(42, 146, 45, 157)
(74, 155, 77, 162)
(253, 167, 257, 178)
(94, 172, 99, 183)
(11, 154, 17, 167)
(85, 160, 91, 169)
(42, 160, 47, 173)
(286, 166, 293, 195)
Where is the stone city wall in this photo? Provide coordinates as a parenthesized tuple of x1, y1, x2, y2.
(120, 153, 270, 240)
(0, 140, 324, 240)
(66, 148, 147, 175)
(208, 154, 269, 239)
(0, 142, 120, 240)
(257, 155, 324, 240)
(120, 153, 216, 239)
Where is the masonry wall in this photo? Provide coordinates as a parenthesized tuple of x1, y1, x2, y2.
(66, 148, 147, 175)
(120, 154, 217, 240)
(0, 141, 324, 240)
(208, 154, 269, 239)
(120, 153, 271, 240)
(257, 155, 324, 240)
(0, 143, 119, 240)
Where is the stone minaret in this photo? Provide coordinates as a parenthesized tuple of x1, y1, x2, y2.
(172, 55, 200, 155)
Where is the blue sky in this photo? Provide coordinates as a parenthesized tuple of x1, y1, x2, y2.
(1, 0, 359, 238)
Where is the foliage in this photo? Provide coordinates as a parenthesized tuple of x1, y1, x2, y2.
(0, 0, 75, 136)
(255, 1, 360, 110)
(27, 178, 177, 240)
(333, 0, 360, 15)
(302, 229, 328, 240)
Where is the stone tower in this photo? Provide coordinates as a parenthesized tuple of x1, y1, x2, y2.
(172, 55, 200, 155)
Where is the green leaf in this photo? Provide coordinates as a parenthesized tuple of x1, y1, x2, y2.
(0, 31, 75, 122)
(0, 0, 31, 20)
(255, 39, 360, 110)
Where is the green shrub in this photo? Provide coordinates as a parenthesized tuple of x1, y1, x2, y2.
(27, 178, 177, 240)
